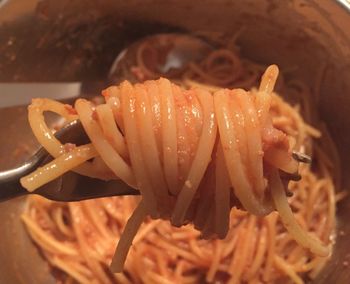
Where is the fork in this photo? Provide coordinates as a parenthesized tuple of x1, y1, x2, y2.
(0, 120, 139, 202)
(0, 119, 310, 203)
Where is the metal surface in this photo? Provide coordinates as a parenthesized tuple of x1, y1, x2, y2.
(0, 0, 349, 283)
(0, 82, 81, 108)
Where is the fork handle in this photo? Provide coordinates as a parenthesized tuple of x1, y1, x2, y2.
(0, 148, 47, 202)
(0, 180, 28, 202)
(0, 166, 34, 202)
(0, 162, 38, 202)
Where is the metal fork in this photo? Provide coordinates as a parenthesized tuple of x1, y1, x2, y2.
(0, 120, 139, 202)
(0, 119, 310, 202)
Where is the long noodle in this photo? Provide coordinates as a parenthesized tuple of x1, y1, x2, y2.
(21, 46, 337, 284)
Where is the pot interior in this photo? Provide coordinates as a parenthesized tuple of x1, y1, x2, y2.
(0, 1, 349, 283)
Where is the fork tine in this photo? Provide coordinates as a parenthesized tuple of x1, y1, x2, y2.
(280, 171, 302, 181)
(292, 151, 312, 164)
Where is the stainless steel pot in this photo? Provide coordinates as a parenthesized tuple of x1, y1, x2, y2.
(0, 0, 349, 283)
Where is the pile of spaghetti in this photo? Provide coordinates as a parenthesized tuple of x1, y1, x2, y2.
(21, 47, 338, 284)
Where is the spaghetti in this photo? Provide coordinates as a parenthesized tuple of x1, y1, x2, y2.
(21, 47, 337, 284)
